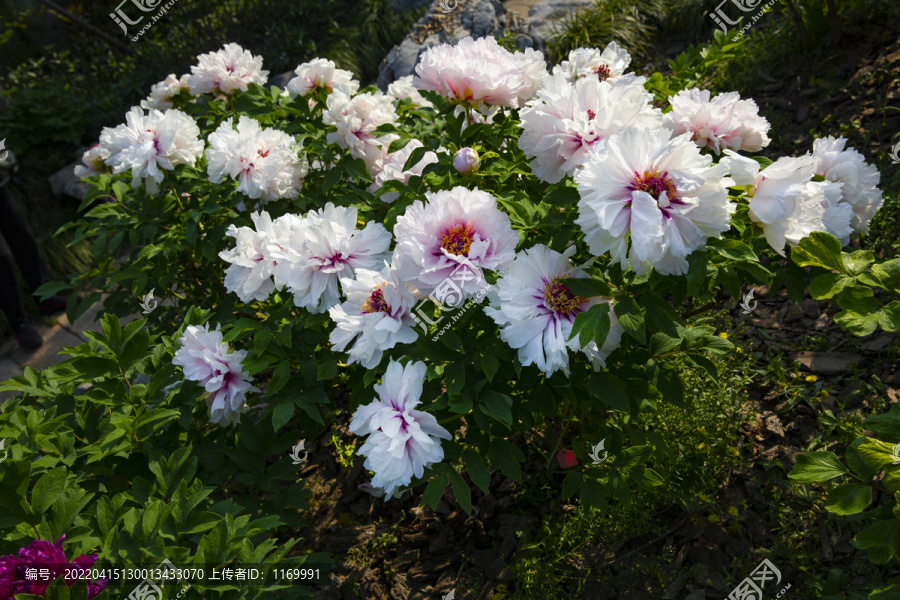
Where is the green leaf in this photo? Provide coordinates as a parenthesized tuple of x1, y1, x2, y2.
(481, 354, 499, 382)
(589, 373, 629, 412)
(784, 260, 807, 304)
(568, 303, 611, 348)
(31, 467, 68, 515)
(788, 451, 848, 484)
(613, 296, 645, 344)
(254, 327, 271, 356)
(856, 439, 898, 471)
(707, 238, 758, 262)
(561, 277, 612, 299)
(462, 450, 491, 495)
(33, 281, 73, 302)
(809, 273, 853, 300)
(448, 470, 473, 515)
(865, 404, 900, 439)
(561, 471, 582, 499)
(684, 354, 718, 384)
(421, 471, 448, 510)
(854, 518, 900, 561)
(267, 361, 290, 396)
(489, 439, 523, 482)
(543, 182, 580, 205)
(640, 294, 681, 337)
(479, 391, 513, 429)
(879, 301, 900, 333)
(581, 477, 607, 510)
(825, 483, 872, 515)
(791, 232, 847, 273)
(272, 402, 294, 432)
(843, 249, 875, 276)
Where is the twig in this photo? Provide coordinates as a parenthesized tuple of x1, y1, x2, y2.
(36, 0, 135, 55)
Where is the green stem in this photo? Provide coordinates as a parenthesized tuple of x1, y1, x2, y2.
(438, 410, 471, 425)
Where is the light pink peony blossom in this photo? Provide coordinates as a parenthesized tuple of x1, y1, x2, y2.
(520, 73, 662, 184)
(187, 43, 268, 96)
(324, 90, 398, 172)
(172, 323, 258, 427)
(414, 36, 542, 109)
(367, 139, 439, 204)
(663, 88, 771, 154)
(552, 42, 633, 84)
(74, 144, 111, 179)
(392, 186, 518, 299)
(140, 73, 191, 110)
(286, 58, 359, 98)
(100, 107, 203, 194)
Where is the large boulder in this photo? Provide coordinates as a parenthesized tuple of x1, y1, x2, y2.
(525, 0, 595, 52)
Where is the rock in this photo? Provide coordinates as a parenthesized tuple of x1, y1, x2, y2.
(861, 334, 893, 351)
(791, 351, 865, 375)
(377, 38, 436, 89)
(762, 413, 785, 439)
(814, 313, 829, 331)
(684, 589, 707, 600)
(526, 0, 593, 52)
(801, 298, 820, 319)
(462, 0, 499, 37)
(48, 160, 93, 200)
(499, 534, 517, 560)
(267, 70, 295, 90)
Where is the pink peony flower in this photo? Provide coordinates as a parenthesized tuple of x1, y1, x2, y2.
(391, 186, 518, 299)
(663, 88, 771, 154)
(0, 535, 108, 599)
(286, 58, 359, 98)
(172, 323, 259, 426)
(414, 36, 540, 109)
(187, 43, 269, 96)
(324, 90, 398, 172)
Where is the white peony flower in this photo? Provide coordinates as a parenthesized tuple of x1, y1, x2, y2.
(140, 74, 191, 110)
(663, 88, 771, 154)
(172, 323, 259, 427)
(324, 90, 398, 172)
(271, 203, 392, 314)
(575, 127, 735, 275)
(328, 266, 419, 369)
(392, 186, 518, 299)
(187, 43, 269, 96)
(510, 46, 549, 105)
(782, 180, 854, 247)
(551, 42, 633, 84)
(485, 244, 623, 377)
(811, 136, 884, 234)
(386, 75, 433, 109)
(219, 211, 290, 303)
(74, 144, 111, 179)
(725, 151, 819, 253)
(348, 360, 452, 500)
(367, 139, 439, 204)
(519, 73, 662, 184)
(286, 58, 359, 98)
(414, 36, 539, 109)
(100, 107, 203, 194)
(206, 116, 307, 202)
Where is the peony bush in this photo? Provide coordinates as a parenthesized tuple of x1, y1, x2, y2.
(2, 29, 897, 597)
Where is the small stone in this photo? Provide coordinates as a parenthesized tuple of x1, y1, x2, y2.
(861, 334, 893, 351)
(792, 351, 865, 375)
(802, 298, 820, 319)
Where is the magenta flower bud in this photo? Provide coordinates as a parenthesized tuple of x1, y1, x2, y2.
(453, 147, 480, 175)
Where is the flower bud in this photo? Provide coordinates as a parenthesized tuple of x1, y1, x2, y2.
(453, 147, 480, 175)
